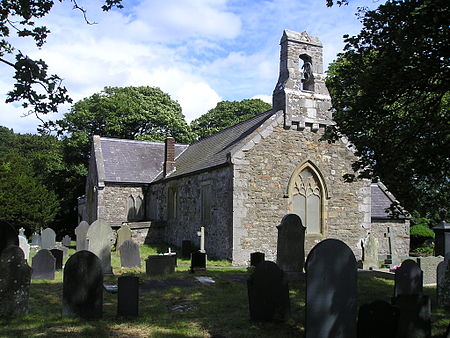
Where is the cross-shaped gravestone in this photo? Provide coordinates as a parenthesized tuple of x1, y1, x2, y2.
(197, 227, 205, 253)
(384, 226, 400, 267)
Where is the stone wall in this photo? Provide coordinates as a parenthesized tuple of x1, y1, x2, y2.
(371, 219, 410, 259)
(148, 166, 234, 260)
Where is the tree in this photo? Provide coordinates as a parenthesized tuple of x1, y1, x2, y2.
(191, 99, 272, 139)
(0, 0, 123, 118)
(324, 0, 450, 219)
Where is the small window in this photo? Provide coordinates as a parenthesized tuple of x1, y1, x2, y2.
(168, 187, 178, 220)
(135, 196, 144, 220)
(299, 54, 314, 91)
(201, 184, 212, 226)
(127, 195, 136, 221)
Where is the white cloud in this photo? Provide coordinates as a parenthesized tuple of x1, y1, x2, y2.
(252, 94, 272, 105)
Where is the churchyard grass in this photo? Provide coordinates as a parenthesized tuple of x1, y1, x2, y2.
(2, 245, 448, 337)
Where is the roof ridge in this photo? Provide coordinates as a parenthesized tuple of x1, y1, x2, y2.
(99, 136, 187, 146)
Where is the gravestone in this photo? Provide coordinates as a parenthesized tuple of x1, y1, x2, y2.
(0, 221, 18, 254)
(75, 221, 90, 251)
(62, 250, 103, 318)
(394, 259, 423, 297)
(181, 240, 195, 259)
(18, 227, 26, 238)
(0, 245, 32, 317)
(276, 214, 306, 275)
(50, 248, 64, 270)
(31, 249, 55, 280)
(55, 243, 69, 258)
(391, 295, 431, 338)
(247, 261, 290, 321)
(190, 251, 206, 272)
(250, 252, 265, 267)
(41, 228, 56, 249)
(305, 239, 357, 338)
(119, 240, 141, 268)
(31, 232, 41, 247)
(117, 276, 139, 317)
(437, 253, 450, 308)
(362, 232, 379, 270)
(433, 219, 450, 257)
(62, 235, 71, 247)
(197, 226, 205, 253)
(146, 255, 176, 276)
(357, 300, 400, 338)
(116, 225, 132, 251)
(416, 255, 443, 285)
(18, 235, 30, 261)
(86, 219, 114, 275)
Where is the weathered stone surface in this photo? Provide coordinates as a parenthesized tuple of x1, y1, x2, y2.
(116, 225, 132, 250)
(75, 221, 89, 251)
(146, 255, 176, 276)
(394, 259, 423, 297)
(247, 261, 290, 321)
(117, 276, 139, 317)
(357, 300, 400, 338)
(50, 248, 64, 270)
(416, 255, 443, 285)
(276, 214, 306, 274)
(62, 250, 103, 318)
(18, 235, 30, 261)
(305, 239, 357, 338)
(41, 228, 56, 250)
(0, 221, 18, 254)
(87, 219, 114, 275)
(31, 249, 55, 280)
(119, 240, 141, 268)
(0, 245, 32, 317)
(362, 232, 379, 270)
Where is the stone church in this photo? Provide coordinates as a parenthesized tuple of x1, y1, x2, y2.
(80, 30, 409, 265)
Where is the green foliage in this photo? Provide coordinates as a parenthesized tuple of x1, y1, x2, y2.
(410, 225, 435, 239)
(324, 0, 450, 217)
(191, 99, 272, 139)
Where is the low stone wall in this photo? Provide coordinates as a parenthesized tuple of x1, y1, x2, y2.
(112, 221, 165, 245)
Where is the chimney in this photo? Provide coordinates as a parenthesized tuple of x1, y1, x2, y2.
(163, 137, 175, 177)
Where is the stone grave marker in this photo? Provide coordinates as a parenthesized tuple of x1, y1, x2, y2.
(55, 243, 69, 258)
(41, 228, 56, 250)
(86, 219, 114, 275)
(190, 251, 206, 272)
(50, 248, 64, 270)
(31, 232, 41, 247)
(276, 214, 306, 275)
(0, 245, 32, 317)
(18, 235, 30, 261)
(305, 239, 358, 338)
(116, 225, 132, 251)
(394, 259, 423, 297)
(31, 249, 55, 280)
(0, 221, 18, 254)
(250, 252, 265, 267)
(117, 276, 139, 317)
(62, 250, 103, 318)
(62, 235, 71, 247)
(247, 261, 290, 321)
(437, 253, 450, 308)
(18, 227, 26, 238)
(146, 254, 176, 276)
(119, 240, 141, 268)
(416, 255, 443, 285)
(391, 295, 431, 338)
(75, 221, 89, 251)
(197, 226, 205, 253)
(362, 232, 379, 270)
(357, 300, 400, 338)
(181, 240, 195, 259)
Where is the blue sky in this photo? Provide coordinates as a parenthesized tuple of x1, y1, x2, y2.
(0, 0, 381, 134)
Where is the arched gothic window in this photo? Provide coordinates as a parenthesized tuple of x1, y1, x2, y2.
(135, 196, 144, 220)
(127, 195, 136, 221)
(291, 167, 323, 234)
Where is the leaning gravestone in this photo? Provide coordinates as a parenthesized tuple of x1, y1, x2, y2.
(276, 214, 306, 275)
(31, 232, 41, 247)
(50, 248, 64, 270)
(117, 276, 139, 317)
(0, 245, 32, 317)
(75, 221, 89, 251)
(119, 240, 141, 268)
(41, 228, 56, 250)
(62, 235, 71, 247)
(362, 232, 379, 270)
(18, 235, 30, 261)
(116, 225, 132, 251)
(86, 219, 114, 275)
(357, 300, 400, 338)
(247, 261, 290, 321)
(31, 249, 55, 280)
(0, 221, 19, 254)
(250, 252, 265, 267)
(437, 252, 450, 308)
(62, 250, 103, 318)
(305, 239, 358, 338)
(394, 259, 423, 297)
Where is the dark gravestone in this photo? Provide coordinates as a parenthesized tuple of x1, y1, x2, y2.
(391, 295, 431, 338)
(394, 259, 423, 297)
(437, 253, 450, 308)
(119, 240, 141, 268)
(181, 240, 195, 259)
(50, 249, 64, 270)
(0, 245, 32, 317)
(250, 252, 265, 267)
(276, 214, 306, 274)
(357, 300, 400, 338)
(247, 261, 290, 321)
(0, 221, 19, 254)
(31, 249, 55, 280)
(146, 255, 176, 276)
(62, 250, 103, 318)
(190, 251, 206, 272)
(305, 239, 358, 338)
(117, 276, 139, 317)
(433, 220, 450, 257)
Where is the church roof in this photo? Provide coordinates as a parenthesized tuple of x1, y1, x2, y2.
(371, 182, 408, 220)
(98, 137, 188, 184)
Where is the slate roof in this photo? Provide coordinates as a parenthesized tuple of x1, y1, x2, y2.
(371, 183, 407, 219)
(99, 138, 188, 183)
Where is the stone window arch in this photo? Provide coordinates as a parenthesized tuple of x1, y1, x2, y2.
(135, 196, 144, 220)
(288, 162, 328, 234)
(127, 195, 136, 221)
(299, 53, 314, 92)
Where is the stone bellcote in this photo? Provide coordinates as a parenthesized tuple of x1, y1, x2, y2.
(273, 30, 333, 131)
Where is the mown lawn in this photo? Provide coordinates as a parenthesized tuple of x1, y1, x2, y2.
(0, 244, 448, 337)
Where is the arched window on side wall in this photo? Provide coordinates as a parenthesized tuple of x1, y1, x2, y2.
(135, 196, 144, 220)
(127, 195, 136, 221)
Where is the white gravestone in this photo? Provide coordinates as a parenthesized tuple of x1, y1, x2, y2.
(87, 219, 114, 275)
(41, 228, 56, 250)
(75, 221, 90, 251)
